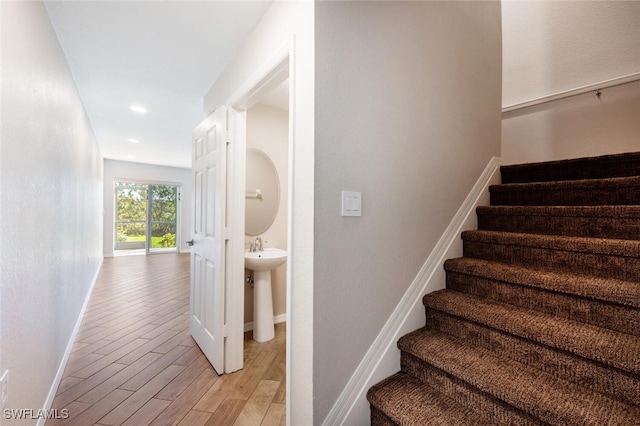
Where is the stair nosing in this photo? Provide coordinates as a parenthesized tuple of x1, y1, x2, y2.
(444, 257, 640, 309)
(476, 205, 640, 219)
(422, 289, 640, 374)
(461, 229, 640, 257)
(490, 175, 640, 192)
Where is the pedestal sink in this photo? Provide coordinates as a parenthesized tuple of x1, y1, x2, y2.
(245, 248, 287, 342)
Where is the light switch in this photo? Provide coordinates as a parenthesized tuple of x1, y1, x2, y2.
(341, 191, 362, 217)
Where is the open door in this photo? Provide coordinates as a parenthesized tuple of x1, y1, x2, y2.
(189, 106, 228, 374)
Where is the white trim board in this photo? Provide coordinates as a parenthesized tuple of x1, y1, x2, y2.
(502, 72, 640, 113)
(244, 314, 287, 333)
(38, 259, 103, 426)
(322, 156, 504, 425)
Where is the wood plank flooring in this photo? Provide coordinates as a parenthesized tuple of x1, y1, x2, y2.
(47, 253, 286, 426)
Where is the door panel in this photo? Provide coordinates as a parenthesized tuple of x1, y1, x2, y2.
(190, 107, 227, 375)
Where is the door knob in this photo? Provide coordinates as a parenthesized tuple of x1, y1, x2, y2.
(186, 239, 194, 246)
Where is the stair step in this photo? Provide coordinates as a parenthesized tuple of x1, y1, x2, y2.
(461, 230, 640, 282)
(477, 205, 640, 240)
(424, 300, 640, 406)
(367, 372, 493, 426)
(398, 328, 640, 426)
(444, 258, 640, 335)
(422, 290, 640, 375)
(500, 151, 640, 184)
(489, 175, 640, 206)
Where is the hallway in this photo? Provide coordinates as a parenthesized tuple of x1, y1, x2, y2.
(47, 254, 286, 426)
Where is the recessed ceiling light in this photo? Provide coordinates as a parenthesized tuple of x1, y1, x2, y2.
(127, 138, 139, 143)
(129, 104, 147, 113)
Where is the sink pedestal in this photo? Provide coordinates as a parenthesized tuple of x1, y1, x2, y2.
(244, 247, 287, 343)
(253, 270, 275, 342)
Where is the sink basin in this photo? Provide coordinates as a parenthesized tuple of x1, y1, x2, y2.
(245, 247, 287, 271)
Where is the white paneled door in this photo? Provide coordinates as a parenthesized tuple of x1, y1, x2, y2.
(189, 106, 229, 375)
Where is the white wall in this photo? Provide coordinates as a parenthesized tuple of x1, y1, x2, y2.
(103, 159, 192, 257)
(502, 1, 640, 164)
(0, 1, 104, 421)
(314, 1, 502, 423)
(203, 2, 314, 423)
(245, 103, 288, 324)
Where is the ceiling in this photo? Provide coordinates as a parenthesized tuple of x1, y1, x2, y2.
(45, 0, 274, 169)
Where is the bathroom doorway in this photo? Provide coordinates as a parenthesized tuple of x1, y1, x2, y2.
(244, 81, 290, 337)
(227, 50, 292, 418)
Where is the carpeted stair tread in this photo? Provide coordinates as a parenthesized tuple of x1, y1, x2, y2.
(397, 327, 640, 426)
(489, 175, 640, 206)
(424, 308, 640, 406)
(444, 258, 640, 336)
(476, 205, 640, 240)
(500, 151, 640, 184)
(462, 230, 640, 281)
(422, 289, 640, 374)
(367, 371, 494, 426)
(444, 257, 640, 309)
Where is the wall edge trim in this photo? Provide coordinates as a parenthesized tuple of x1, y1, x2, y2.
(322, 156, 504, 425)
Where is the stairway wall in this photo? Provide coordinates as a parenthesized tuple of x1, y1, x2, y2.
(502, 79, 640, 165)
(314, 2, 502, 423)
(501, 1, 640, 165)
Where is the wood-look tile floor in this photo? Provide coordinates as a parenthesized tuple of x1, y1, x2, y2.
(47, 253, 286, 426)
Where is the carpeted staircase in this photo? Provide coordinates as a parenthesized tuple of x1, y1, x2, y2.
(367, 152, 640, 425)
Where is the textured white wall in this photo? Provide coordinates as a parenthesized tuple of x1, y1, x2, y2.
(502, 1, 640, 106)
(203, 2, 314, 422)
(502, 1, 640, 164)
(314, 1, 502, 423)
(0, 1, 103, 420)
(102, 160, 192, 257)
(245, 103, 289, 324)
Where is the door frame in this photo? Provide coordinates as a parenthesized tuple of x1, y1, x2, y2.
(227, 39, 293, 414)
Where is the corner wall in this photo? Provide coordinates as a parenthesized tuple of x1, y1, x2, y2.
(0, 1, 103, 419)
(102, 160, 192, 257)
(314, 1, 502, 423)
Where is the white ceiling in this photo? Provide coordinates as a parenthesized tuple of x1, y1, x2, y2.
(45, 0, 273, 169)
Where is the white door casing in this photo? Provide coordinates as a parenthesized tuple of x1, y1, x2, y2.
(190, 106, 228, 375)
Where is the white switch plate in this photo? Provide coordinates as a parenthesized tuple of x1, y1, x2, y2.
(1, 370, 8, 410)
(341, 191, 362, 217)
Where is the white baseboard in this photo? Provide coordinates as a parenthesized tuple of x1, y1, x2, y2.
(38, 258, 103, 426)
(244, 313, 287, 333)
(322, 156, 504, 425)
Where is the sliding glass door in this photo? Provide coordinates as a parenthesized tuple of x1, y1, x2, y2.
(148, 185, 178, 253)
(114, 181, 179, 254)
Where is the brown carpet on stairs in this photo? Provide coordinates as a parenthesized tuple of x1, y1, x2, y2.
(367, 152, 640, 425)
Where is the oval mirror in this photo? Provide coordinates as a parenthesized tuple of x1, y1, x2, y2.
(245, 149, 280, 236)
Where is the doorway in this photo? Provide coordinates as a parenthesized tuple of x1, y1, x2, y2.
(114, 181, 180, 254)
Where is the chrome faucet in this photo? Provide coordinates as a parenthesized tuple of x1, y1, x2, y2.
(255, 237, 264, 252)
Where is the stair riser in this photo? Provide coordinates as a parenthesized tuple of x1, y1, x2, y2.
(477, 213, 640, 240)
(446, 272, 640, 336)
(401, 352, 543, 426)
(424, 310, 640, 407)
(500, 152, 640, 184)
(370, 407, 397, 426)
(490, 186, 640, 206)
(463, 240, 640, 282)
